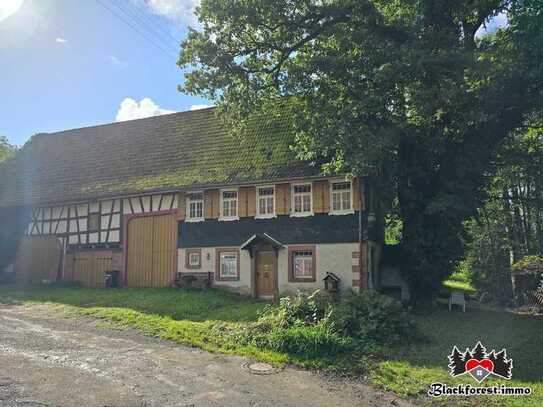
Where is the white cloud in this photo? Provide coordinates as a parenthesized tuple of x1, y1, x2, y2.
(115, 97, 176, 122)
(133, 0, 200, 27)
(55, 37, 68, 43)
(0, 0, 24, 22)
(475, 12, 508, 38)
(189, 104, 211, 111)
(110, 55, 120, 65)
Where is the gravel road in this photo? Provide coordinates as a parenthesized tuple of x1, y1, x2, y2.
(0, 303, 412, 407)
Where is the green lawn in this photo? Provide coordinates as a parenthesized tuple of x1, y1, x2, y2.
(0, 285, 283, 363)
(372, 307, 542, 406)
(0, 285, 265, 322)
(0, 285, 541, 406)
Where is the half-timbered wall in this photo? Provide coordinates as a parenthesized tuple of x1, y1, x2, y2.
(27, 199, 122, 247)
(26, 193, 177, 248)
(122, 193, 177, 215)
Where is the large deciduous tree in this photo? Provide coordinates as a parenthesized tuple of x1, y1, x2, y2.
(179, 0, 543, 302)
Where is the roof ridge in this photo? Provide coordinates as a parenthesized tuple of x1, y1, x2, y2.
(32, 106, 217, 139)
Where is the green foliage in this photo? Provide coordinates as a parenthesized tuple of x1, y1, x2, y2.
(463, 121, 543, 302)
(512, 255, 543, 273)
(252, 322, 354, 360)
(240, 291, 416, 362)
(442, 279, 476, 294)
(464, 212, 513, 303)
(331, 292, 416, 345)
(449, 261, 472, 283)
(0, 286, 414, 374)
(238, 291, 348, 360)
(384, 213, 402, 245)
(0, 285, 266, 322)
(1, 287, 541, 405)
(442, 261, 475, 294)
(0, 136, 16, 164)
(255, 290, 330, 328)
(179, 0, 543, 303)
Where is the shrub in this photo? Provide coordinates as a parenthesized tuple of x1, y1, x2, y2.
(255, 290, 331, 330)
(254, 321, 354, 359)
(240, 290, 417, 364)
(330, 291, 416, 345)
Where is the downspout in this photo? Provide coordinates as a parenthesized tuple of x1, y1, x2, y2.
(358, 177, 366, 291)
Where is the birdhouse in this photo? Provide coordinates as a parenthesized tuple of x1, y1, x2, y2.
(323, 272, 340, 292)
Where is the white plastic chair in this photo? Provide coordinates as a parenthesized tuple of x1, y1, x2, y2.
(449, 290, 466, 312)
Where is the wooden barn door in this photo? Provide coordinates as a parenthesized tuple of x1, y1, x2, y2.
(126, 214, 177, 288)
(71, 252, 112, 288)
(14, 236, 63, 283)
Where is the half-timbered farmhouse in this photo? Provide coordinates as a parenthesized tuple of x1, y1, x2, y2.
(0, 107, 385, 298)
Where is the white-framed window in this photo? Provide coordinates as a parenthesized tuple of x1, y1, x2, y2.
(186, 192, 204, 221)
(291, 183, 312, 216)
(292, 251, 314, 280)
(219, 251, 238, 279)
(257, 185, 275, 218)
(189, 252, 200, 266)
(185, 249, 201, 269)
(330, 180, 353, 214)
(220, 189, 238, 220)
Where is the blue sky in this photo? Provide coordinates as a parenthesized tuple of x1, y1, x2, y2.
(0, 0, 210, 146)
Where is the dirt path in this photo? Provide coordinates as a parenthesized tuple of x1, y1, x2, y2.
(0, 303, 412, 407)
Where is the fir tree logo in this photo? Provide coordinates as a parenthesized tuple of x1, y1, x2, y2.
(448, 341, 513, 383)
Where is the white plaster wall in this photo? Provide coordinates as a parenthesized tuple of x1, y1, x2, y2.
(177, 248, 252, 295)
(178, 247, 215, 275)
(277, 243, 359, 296)
(178, 243, 358, 297)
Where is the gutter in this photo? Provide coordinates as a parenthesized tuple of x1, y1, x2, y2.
(4, 173, 360, 209)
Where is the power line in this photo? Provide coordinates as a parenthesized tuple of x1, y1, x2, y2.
(109, 0, 180, 50)
(118, 0, 181, 46)
(94, 0, 178, 60)
(96, 0, 177, 58)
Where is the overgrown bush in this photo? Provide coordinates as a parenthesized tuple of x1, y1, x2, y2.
(254, 321, 354, 359)
(330, 292, 416, 345)
(255, 290, 330, 329)
(239, 290, 417, 363)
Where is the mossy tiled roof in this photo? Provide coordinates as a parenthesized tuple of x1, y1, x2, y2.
(0, 107, 321, 207)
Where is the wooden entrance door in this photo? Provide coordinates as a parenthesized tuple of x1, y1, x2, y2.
(256, 251, 276, 298)
(126, 214, 177, 287)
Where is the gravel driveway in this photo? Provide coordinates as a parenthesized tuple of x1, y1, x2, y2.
(0, 303, 412, 407)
